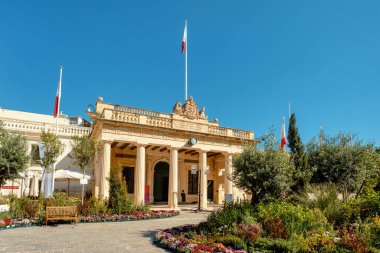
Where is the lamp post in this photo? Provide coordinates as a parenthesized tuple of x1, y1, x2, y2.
(191, 164, 209, 212)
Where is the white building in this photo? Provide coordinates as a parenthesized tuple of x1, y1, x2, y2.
(0, 108, 92, 197)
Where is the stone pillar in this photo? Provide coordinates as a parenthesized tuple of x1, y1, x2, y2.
(147, 158, 154, 204)
(101, 142, 111, 199)
(199, 151, 208, 209)
(134, 145, 146, 205)
(93, 152, 101, 198)
(224, 154, 233, 203)
(169, 148, 179, 209)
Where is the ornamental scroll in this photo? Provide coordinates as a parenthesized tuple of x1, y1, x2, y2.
(172, 96, 208, 120)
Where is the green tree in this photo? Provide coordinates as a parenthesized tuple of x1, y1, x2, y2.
(287, 113, 311, 191)
(232, 129, 294, 204)
(70, 135, 100, 204)
(307, 133, 380, 201)
(108, 167, 132, 214)
(0, 121, 30, 186)
(35, 130, 65, 172)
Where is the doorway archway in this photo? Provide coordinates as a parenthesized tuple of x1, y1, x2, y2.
(153, 161, 169, 202)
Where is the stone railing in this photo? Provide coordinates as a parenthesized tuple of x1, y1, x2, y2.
(209, 125, 227, 136)
(0, 118, 91, 137)
(146, 116, 172, 128)
(111, 110, 139, 124)
(102, 108, 253, 140)
(114, 105, 160, 117)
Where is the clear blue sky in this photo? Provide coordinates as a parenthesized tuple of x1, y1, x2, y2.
(1, 1, 379, 145)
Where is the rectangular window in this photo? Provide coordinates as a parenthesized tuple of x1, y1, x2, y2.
(30, 144, 40, 165)
(188, 170, 198, 195)
(122, 167, 134, 193)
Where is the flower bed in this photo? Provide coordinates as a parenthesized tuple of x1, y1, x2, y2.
(0, 210, 179, 230)
(79, 210, 179, 223)
(0, 218, 41, 230)
(155, 225, 247, 253)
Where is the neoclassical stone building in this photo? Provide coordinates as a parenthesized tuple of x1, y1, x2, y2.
(88, 97, 255, 209)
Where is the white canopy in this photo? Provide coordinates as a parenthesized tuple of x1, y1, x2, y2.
(54, 169, 93, 180)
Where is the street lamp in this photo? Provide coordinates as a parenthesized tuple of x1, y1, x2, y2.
(191, 164, 209, 212)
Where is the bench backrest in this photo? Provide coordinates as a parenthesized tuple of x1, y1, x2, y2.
(46, 206, 77, 217)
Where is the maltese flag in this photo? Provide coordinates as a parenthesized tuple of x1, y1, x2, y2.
(53, 79, 61, 118)
(280, 116, 287, 149)
(181, 23, 187, 53)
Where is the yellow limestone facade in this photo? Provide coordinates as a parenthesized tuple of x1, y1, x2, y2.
(88, 97, 255, 209)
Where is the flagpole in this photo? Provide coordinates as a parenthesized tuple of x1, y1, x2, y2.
(55, 66, 63, 135)
(185, 20, 188, 101)
(52, 65, 63, 196)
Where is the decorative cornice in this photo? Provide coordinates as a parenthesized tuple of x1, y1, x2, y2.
(0, 118, 91, 137)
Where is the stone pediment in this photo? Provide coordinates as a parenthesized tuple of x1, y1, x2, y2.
(172, 96, 207, 120)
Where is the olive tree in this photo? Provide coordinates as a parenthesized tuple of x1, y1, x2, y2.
(70, 135, 100, 204)
(232, 129, 294, 203)
(307, 133, 380, 202)
(0, 121, 30, 186)
(34, 130, 64, 197)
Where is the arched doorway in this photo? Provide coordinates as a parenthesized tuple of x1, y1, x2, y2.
(153, 161, 169, 202)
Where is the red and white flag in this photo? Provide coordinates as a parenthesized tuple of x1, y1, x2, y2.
(53, 78, 61, 118)
(280, 116, 287, 149)
(181, 22, 187, 53)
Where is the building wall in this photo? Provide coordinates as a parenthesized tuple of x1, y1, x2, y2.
(0, 108, 92, 197)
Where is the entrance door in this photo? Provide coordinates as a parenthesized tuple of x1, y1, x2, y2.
(207, 180, 214, 202)
(162, 177, 169, 201)
(153, 161, 169, 202)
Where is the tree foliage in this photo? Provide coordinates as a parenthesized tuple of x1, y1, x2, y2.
(232, 129, 294, 203)
(0, 121, 30, 186)
(35, 130, 64, 172)
(108, 167, 132, 214)
(287, 113, 311, 191)
(307, 133, 380, 193)
(69, 135, 100, 175)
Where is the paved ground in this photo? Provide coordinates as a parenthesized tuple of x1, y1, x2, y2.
(0, 210, 210, 253)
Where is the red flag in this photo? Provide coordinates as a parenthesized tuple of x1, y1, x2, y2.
(53, 79, 61, 117)
(181, 23, 187, 53)
(280, 116, 287, 148)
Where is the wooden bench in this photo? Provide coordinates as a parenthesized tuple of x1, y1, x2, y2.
(45, 206, 78, 226)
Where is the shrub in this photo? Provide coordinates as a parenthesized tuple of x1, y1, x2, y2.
(109, 168, 135, 214)
(218, 234, 247, 250)
(256, 202, 331, 237)
(349, 189, 380, 221)
(263, 215, 288, 239)
(253, 237, 307, 253)
(370, 215, 380, 249)
(78, 196, 109, 215)
(199, 202, 252, 234)
(46, 192, 80, 206)
(236, 223, 260, 243)
(293, 183, 351, 226)
(338, 226, 368, 253)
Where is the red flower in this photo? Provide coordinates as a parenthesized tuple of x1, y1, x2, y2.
(4, 219, 12, 225)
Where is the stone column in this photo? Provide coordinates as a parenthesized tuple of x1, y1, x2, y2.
(93, 152, 100, 198)
(224, 154, 233, 203)
(169, 148, 179, 209)
(147, 158, 154, 204)
(101, 142, 111, 199)
(134, 145, 146, 205)
(199, 151, 208, 209)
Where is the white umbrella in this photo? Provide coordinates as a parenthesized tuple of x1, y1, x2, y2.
(54, 169, 92, 180)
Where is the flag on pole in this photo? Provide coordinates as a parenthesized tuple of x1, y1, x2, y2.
(280, 116, 287, 149)
(53, 77, 61, 117)
(181, 23, 187, 53)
